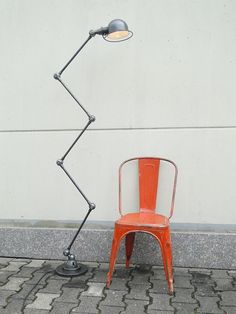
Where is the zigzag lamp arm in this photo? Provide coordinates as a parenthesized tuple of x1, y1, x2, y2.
(53, 34, 96, 277)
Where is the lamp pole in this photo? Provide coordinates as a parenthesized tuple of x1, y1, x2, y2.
(53, 19, 133, 277)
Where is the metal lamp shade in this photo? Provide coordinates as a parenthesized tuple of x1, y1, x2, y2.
(104, 19, 133, 42)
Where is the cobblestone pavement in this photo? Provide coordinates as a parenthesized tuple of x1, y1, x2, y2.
(0, 257, 236, 313)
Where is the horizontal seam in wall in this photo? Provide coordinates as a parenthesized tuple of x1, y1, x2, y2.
(0, 126, 236, 133)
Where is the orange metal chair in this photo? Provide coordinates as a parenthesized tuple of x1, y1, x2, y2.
(106, 157, 178, 294)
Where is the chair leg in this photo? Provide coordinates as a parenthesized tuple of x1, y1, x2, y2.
(106, 226, 124, 288)
(160, 229, 174, 295)
(125, 232, 135, 268)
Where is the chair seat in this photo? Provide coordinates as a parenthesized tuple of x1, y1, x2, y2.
(116, 212, 169, 228)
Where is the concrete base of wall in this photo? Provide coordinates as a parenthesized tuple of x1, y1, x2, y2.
(0, 221, 235, 269)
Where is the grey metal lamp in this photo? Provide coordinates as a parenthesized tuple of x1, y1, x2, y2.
(53, 19, 133, 277)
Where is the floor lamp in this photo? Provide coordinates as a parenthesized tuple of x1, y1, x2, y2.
(53, 19, 133, 277)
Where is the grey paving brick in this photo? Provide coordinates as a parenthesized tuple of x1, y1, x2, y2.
(0, 261, 27, 272)
(171, 288, 197, 304)
(24, 310, 50, 314)
(211, 269, 231, 279)
(8, 283, 44, 301)
(150, 279, 169, 294)
(26, 292, 60, 310)
(26, 260, 45, 268)
(72, 296, 101, 313)
(196, 296, 224, 313)
(0, 271, 15, 285)
(171, 302, 199, 313)
(38, 278, 67, 294)
(148, 293, 174, 312)
(215, 278, 236, 291)
(174, 276, 193, 289)
(121, 299, 148, 314)
(54, 286, 81, 303)
(151, 268, 166, 280)
(126, 282, 150, 300)
(100, 290, 126, 307)
(89, 269, 107, 283)
(12, 258, 31, 263)
(0, 290, 16, 306)
(99, 305, 124, 314)
(81, 282, 105, 297)
(0, 277, 29, 291)
(228, 270, 236, 279)
(0, 298, 31, 314)
(108, 277, 128, 291)
(63, 279, 88, 290)
(220, 307, 236, 314)
(220, 291, 236, 306)
(13, 267, 38, 278)
(174, 268, 191, 278)
(191, 272, 215, 286)
(25, 271, 53, 286)
(113, 267, 131, 279)
(98, 263, 109, 271)
(50, 301, 78, 314)
(189, 268, 212, 275)
(194, 283, 216, 297)
(0, 258, 13, 266)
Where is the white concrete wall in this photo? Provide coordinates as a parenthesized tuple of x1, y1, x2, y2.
(0, 0, 236, 225)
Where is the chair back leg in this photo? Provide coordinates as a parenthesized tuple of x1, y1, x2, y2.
(125, 232, 136, 267)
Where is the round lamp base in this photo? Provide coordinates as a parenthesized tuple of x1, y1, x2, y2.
(55, 262, 88, 277)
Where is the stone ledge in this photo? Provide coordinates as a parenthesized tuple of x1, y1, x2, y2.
(0, 224, 235, 269)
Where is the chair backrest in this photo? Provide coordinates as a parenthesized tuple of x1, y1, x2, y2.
(119, 157, 178, 219)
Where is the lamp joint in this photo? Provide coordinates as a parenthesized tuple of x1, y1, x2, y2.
(56, 159, 64, 167)
(89, 115, 96, 123)
(89, 203, 96, 211)
(53, 73, 61, 80)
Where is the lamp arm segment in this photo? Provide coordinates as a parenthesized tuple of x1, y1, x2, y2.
(53, 34, 96, 269)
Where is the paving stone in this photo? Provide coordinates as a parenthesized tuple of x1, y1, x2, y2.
(189, 268, 212, 275)
(8, 283, 44, 301)
(151, 268, 166, 280)
(72, 296, 101, 313)
(174, 268, 191, 278)
(25, 271, 53, 286)
(38, 278, 67, 294)
(89, 269, 107, 283)
(98, 263, 109, 271)
(211, 269, 231, 279)
(147, 311, 174, 314)
(214, 278, 236, 291)
(126, 282, 150, 300)
(0, 298, 31, 314)
(220, 307, 236, 314)
(26, 292, 60, 310)
(54, 286, 81, 303)
(0, 290, 16, 306)
(50, 301, 78, 314)
(81, 282, 105, 297)
(191, 272, 215, 286)
(108, 277, 128, 291)
(121, 299, 148, 313)
(25, 260, 45, 268)
(196, 296, 224, 313)
(99, 305, 124, 314)
(220, 291, 236, 306)
(113, 267, 131, 279)
(171, 288, 197, 304)
(0, 277, 29, 291)
(148, 293, 174, 311)
(100, 290, 126, 307)
(171, 302, 199, 313)
(0, 261, 28, 272)
(24, 310, 50, 314)
(13, 267, 38, 278)
(150, 279, 169, 294)
(0, 258, 13, 266)
(228, 270, 236, 279)
(63, 279, 88, 290)
(0, 271, 15, 285)
(194, 283, 216, 297)
(174, 276, 193, 288)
